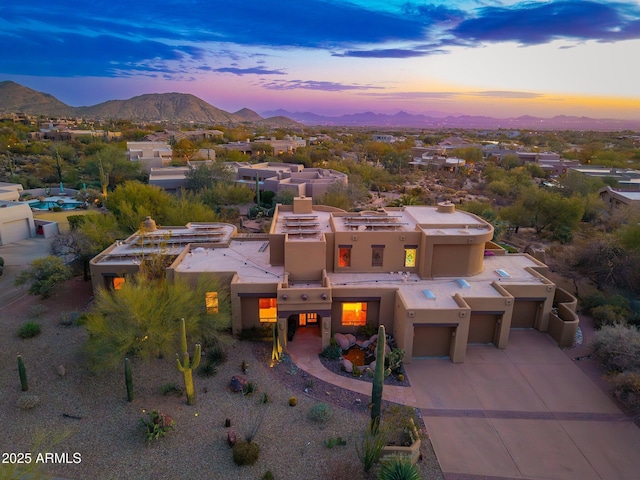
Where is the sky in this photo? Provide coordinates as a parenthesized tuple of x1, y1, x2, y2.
(1, 1, 639, 119)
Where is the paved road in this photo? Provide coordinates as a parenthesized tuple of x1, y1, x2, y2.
(405, 330, 640, 480)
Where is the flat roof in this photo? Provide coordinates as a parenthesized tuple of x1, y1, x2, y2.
(175, 240, 284, 284)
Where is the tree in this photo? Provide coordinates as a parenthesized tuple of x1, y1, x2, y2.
(84, 274, 231, 371)
(105, 181, 174, 232)
(14, 256, 72, 298)
(50, 213, 124, 280)
(185, 161, 234, 191)
(172, 138, 198, 164)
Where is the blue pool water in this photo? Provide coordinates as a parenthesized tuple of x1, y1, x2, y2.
(28, 199, 83, 210)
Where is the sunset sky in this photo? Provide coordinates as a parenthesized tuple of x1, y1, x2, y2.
(1, 1, 639, 119)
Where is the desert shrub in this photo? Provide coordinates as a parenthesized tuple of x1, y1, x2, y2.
(591, 324, 640, 373)
(28, 304, 48, 318)
(239, 325, 272, 341)
(14, 256, 72, 298)
(321, 340, 342, 360)
(18, 322, 41, 339)
(591, 305, 628, 328)
(16, 394, 41, 410)
(324, 436, 347, 448)
(359, 323, 378, 338)
(160, 383, 183, 396)
(197, 362, 217, 377)
(261, 392, 270, 404)
(59, 311, 81, 326)
(308, 402, 333, 423)
(205, 344, 228, 366)
(378, 455, 421, 480)
(289, 396, 297, 406)
(242, 382, 257, 396)
(383, 405, 424, 447)
(140, 410, 175, 443)
(0, 256, 4, 266)
(262, 471, 274, 480)
(232, 440, 260, 466)
(610, 371, 640, 411)
(355, 426, 387, 473)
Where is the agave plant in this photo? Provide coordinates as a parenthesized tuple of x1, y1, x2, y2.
(377, 455, 421, 480)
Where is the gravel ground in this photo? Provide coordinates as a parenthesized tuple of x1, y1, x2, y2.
(0, 278, 443, 480)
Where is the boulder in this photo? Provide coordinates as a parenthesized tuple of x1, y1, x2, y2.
(229, 375, 248, 393)
(227, 430, 237, 447)
(369, 360, 376, 372)
(344, 333, 357, 347)
(369, 334, 378, 343)
(356, 339, 371, 348)
(342, 359, 353, 373)
(333, 333, 350, 351)
(57, 365, 66, 377)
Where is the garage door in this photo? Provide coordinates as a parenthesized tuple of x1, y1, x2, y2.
(413, 325, 453, 358)
(0, 219, 31, 245)
(511, 300, 540, 328)
(468, 313, 499, 344)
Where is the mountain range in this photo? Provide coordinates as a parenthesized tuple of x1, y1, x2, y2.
(1, 80, 639, 131)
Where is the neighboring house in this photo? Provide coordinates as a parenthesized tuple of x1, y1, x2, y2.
(598, 186, 640, 208)
(409, 155, 466, 173)
(127, 141, 173, 172)
(0, 182, 23, 201)
(90, 198, 578, 364)
(229, 162, 348, 198)
(569, 166, 640, 190)
(218, 135, 306, 155)
(372, 134, 397, 143)
(0, 200, 34, 245)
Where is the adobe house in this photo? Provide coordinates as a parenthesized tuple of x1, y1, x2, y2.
(89, 198, 579, 363)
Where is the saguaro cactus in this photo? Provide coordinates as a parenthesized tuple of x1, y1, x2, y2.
(176, 318, 201, 406)
(370, 325, 386, 433)
(18, 354, 28, 391)
(125, 357, 134, 402)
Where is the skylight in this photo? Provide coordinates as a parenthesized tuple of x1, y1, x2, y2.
(422, 289, 436, 300)
(496, 269, 510, 278)
(456, 279, 471, 288)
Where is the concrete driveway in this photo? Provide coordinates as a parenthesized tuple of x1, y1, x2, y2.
(405, 330, 640, 480)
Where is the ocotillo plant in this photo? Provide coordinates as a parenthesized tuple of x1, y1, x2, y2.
(176, 318, 201, 406)
(125, 357, 134, 402)
(370, 325, 386, 433)
(18, 354, 28, 391)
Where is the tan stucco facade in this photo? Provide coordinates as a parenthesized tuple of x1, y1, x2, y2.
(89, 198, 579, 363)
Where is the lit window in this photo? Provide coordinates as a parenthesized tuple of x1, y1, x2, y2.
(338, 246, 351, 267)
(342, 302, 367, 326)
(205, 292, 219, 314)
(259, 298, 277, 323)
(371, 247, 384, 267)
(113, 277, 125, 290)
(404, 247, 417, 268)
(298, 313, 318, 326)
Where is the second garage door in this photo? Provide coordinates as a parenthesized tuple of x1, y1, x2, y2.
(0, 219, 31, 245)
(468, 313, 499, 344)
(511, 300, 541, 328)
(413, 325, 454, 358)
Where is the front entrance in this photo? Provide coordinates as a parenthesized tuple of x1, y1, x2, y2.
(287, 313, 321, 341)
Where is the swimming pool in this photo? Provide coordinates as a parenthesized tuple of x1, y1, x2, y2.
(28, 198, 84, 210)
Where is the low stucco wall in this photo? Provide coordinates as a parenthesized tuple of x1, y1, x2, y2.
(547, 287, 579, 348)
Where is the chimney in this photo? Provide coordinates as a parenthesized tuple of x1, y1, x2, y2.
(293, 196, 312, 214)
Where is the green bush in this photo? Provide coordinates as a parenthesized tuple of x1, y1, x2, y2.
(378, 456, 421, 480)
(205, 344, 227, 366)
(321, 340, 342, 360)
(610, 371, 640, 410)
(0, 256, 4, 267)
(308, 402, 333, 423)
(197, 362, 217, 377)
(232, 440, 260, 466)
(591, 305, 628, 328)
(359, 323, 378, 338)
(262, 471, 274, 480)
(139, 410, 175, 443)
(591, 324, 640, 373)
(28, 304, 48, 318)
(18, 322, 41, 339)
(160, 383, 183, 396)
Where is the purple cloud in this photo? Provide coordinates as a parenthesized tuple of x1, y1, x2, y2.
(261, 80, 383, 92)
(213, 67, 285, 75)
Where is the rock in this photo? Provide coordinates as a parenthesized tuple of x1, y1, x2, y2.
(369, 334, 378, 343)
(369, 360, 376, 372)
(356, 340, 370, 348)
(334, 333, 349, 351)
(344, 333, 357, 347)
(227, 430, 237, 447)
(57, 365, 66, 377)
(229, 375, 248, 392)
(342, 358, 353, 373)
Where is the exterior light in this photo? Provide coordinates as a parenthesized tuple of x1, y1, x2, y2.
(281, 294, 288, 300)
(321, 294, 327, 300)
(301, 294, 308, 301)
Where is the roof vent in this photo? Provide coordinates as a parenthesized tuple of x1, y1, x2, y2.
(142, 216, 157, 232)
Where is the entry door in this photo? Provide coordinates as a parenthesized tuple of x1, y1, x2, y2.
(299, 313, 318, 326)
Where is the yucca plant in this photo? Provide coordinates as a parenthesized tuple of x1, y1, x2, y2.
(378, 456, 421, 480)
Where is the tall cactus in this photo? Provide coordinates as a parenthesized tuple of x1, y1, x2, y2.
(370, 325, 386, 433)
(125, 357, 134, 402)
(18, 354, 28, 391)
(176, 318, 201, 406)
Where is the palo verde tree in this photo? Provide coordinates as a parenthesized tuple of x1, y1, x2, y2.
(14, 256, 72, 298)
(84, 273, 230, 372)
